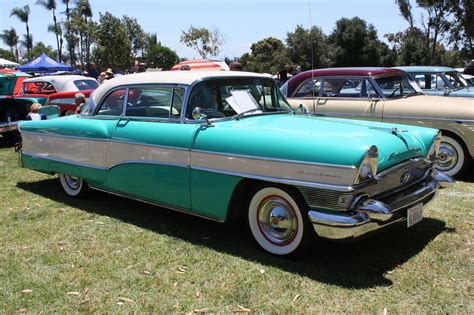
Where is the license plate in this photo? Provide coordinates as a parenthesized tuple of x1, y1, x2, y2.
(407, 203, 423, 227)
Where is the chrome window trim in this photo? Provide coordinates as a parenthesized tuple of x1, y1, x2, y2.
(181, 76, 286, 123)
(292, 76, 322, 98)
(318, 76, 383, 100)
(91, 86, 128, 117)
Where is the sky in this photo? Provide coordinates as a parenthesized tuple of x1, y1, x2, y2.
(0, 0, 418, 60)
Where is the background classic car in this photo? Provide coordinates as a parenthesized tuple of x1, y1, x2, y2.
(0, 71, 43, 141)
(19, 71, 453, 256)
(282, 68, 474, 178)
(395, 66, 474, 98)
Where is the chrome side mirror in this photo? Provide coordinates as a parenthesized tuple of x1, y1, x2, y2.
(192, 107, 213, 126)
(297, 104, 310, 115)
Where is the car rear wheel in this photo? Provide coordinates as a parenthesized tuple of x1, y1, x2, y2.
(59, 173, 89, 197)
(247, 185, 313, 257)
(436, 135, 471, 177)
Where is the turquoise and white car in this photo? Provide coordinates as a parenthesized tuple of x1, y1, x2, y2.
(18, 71, 453, 256)
(395, 66, 474, 98)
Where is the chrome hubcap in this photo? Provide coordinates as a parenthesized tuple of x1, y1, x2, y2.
(437, 143, 458, 171)
(65, 175, 81, 190)
(258, 196, 297, 245)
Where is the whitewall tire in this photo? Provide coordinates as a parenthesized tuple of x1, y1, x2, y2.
(436, 135, 469, 177)
(59, 173, 88, 197)
(247, 186, 311, 256)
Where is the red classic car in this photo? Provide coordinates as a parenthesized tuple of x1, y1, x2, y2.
(45, 90, 94, 116)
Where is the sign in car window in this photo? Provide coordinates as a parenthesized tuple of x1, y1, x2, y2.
(225, 90, 261, 114)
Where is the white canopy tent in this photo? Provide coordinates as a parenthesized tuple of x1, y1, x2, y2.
(0, 58, 19, 67)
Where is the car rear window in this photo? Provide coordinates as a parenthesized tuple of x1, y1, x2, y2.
(74, 79, 99, 90)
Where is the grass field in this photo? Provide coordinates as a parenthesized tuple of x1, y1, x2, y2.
(0, 143, 473, 313)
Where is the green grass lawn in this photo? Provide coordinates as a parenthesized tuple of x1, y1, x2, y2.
(0, 144, 473, 313)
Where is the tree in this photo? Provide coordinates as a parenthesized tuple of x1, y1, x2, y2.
(24, 42, 58, 61)
(0, 48, 16, 62)
(10, 5, 31, 60)
(36, 0, 62, 62)
(386, 27, 431, 65)
(180, 26, 225, 59)
(62, 0, 76, 65)
(450, 0, 474, 57)
(286, 25, 331, 70)
(122, 16, 147, 59)
(145, 34, 179, 70)
(328, 17, 385, 66)
(93, 12, 132, 71)
(0, 28, 19, 62)
(75, 0, 93, 65)
(394, 0, 458, 62)
(240, 37, 288, 74)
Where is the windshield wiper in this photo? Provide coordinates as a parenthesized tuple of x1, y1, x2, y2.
(232, 108, 262, 120)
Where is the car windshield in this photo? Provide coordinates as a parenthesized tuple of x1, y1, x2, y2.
(444, 71, 468, 89)
(74, 79, 99, 90)
(375, 75, 422, 98)
(186, 78, 292, 120)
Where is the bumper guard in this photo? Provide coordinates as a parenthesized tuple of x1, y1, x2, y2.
(308, 171, 454, 240)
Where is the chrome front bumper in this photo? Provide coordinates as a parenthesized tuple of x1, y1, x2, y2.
(308, 171, 454, 240)
(0, 121, 18, 133)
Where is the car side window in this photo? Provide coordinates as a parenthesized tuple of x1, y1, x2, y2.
(294, 78, 320, 97)
(125, 86, 183, 119)
(322, 78, 376, 98)
(96, 88, 126, 116)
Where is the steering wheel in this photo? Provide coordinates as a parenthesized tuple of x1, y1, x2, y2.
(389, 86, 401, 97)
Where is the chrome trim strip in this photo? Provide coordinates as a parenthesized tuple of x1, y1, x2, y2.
(88, 186, 225, 223)
(315, 112, 383, 119)
(21, 151, 107, 170)
(191, 148, 357, 170)
(382, 114, 474, 124)
(108, 159, 189, 170)
(20, 130, 190, 152)
(20, 130, 357, 170)
(191, 165, 355, 192)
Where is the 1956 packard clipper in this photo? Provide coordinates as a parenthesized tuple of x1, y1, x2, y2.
(19, 71, 453, 256)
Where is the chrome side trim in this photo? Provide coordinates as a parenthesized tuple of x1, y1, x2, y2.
(88, 186, 225, 223)
(108, 159, 189, 170)
(191, 148, 356, 170)
(191, 165, 355, 192)
(315, 112, 383, 119)
(382, 114, 474, 124)
(21, 151, 107, 170)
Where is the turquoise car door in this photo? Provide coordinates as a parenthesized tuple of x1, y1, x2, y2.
(107, 86, 196, 210)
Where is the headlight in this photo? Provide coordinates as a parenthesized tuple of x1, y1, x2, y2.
(354, 146, 378, 184)
(426, 131, 442, 161)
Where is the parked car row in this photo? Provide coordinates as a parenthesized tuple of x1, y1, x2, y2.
(281, 67, 474, 178)
(18, 70, 456, 256)
(0, 73, 98, 141)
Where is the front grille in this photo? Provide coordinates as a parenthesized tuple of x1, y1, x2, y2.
(298, 158, 433, 211)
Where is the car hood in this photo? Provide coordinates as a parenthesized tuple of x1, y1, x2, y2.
(194, 114, 437, 172)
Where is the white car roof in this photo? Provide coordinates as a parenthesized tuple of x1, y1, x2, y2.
(23, 75, 98, 92)
(92, 71, 272, 104)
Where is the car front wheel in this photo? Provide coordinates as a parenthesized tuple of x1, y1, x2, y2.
(59, 173, 89, 197)
(436, 135, 471, 177)
(247, 185, 313, 257)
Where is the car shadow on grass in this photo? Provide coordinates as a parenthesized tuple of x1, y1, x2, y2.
(17, 178, 450, 289)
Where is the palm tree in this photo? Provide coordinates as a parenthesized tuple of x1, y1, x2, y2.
(36, 0, 62, 62)
(75, 0, 93, 65)
(0, 28, 19, 61)
(62, 0, 75, 64)
(10, 5, 31, 59)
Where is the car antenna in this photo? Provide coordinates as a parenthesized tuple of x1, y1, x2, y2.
(308, 2, 316, 98)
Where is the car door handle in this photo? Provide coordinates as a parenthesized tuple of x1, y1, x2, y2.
(317, 98, 328, 105)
